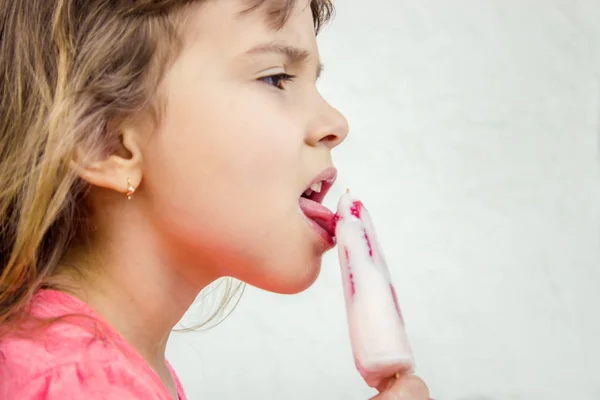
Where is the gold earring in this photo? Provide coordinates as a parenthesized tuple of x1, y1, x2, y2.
(126, 178, 136, 200)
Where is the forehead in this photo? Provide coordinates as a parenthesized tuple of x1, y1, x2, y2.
(178, 0, 318, 59)
(180, 0, 314, 40)
(238, 0, 312, 30)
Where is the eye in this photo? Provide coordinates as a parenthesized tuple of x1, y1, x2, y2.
(259, 73, 295, 90)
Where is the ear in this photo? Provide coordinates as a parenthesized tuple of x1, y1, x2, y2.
(71, 124, 143, 196)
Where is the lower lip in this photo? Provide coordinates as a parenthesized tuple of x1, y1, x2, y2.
(303, 214, 336, 249)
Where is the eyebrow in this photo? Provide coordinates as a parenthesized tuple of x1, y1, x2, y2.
(245, 42, 324, 80)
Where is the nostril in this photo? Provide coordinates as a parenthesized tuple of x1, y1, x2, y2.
(320, 133, 340, 145)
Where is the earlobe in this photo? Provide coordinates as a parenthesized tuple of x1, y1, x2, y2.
(71, 126, 143, 197)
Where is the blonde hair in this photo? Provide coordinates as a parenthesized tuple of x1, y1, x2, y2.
(0, 0, 334, 334)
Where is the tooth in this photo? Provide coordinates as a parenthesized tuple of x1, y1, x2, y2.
(304, 188, 314, 197)
(310, 182, 323, 193)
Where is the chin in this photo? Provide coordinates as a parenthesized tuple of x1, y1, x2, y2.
(246, 254, 324, 295)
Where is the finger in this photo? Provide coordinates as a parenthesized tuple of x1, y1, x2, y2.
(375, 376, 396, 393)
(369, 374, 430, 400)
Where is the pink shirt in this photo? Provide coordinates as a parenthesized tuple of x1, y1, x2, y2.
(0, 289, 187, 399)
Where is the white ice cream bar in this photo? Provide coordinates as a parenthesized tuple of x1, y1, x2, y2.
(335, 191, 415, 388)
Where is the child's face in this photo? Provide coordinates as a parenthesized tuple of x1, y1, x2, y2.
(141, 0, 348, 294)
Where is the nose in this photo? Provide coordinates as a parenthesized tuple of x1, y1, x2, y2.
(305, 96, 349, 149)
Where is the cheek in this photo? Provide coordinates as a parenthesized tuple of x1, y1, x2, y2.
(153, 102, 300, 218)
(140, 88, 312, 284)
(165, 85, 300, 183)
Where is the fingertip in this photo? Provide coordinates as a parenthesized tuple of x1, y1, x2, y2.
(392, 374, 430, 399)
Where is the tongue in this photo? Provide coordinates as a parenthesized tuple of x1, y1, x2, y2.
(299, 197, 336, 236)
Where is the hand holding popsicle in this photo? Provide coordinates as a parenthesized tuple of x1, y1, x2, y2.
(371, 374, 430, 400)
(334, 190, 417, 389)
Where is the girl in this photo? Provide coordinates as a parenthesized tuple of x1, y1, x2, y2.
(0, 0, 429, 399)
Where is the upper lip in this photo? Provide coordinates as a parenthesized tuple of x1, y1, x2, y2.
(302, 166, 337, 204)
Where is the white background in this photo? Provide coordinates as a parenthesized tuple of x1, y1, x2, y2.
(167, 1, 600, 399)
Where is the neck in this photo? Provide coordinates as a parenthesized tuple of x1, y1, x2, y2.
(76, 263, 197, 366)
(59, 198, 218, 375)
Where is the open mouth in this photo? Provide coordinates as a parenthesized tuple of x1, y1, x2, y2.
(300, 178, 334, 205)
(299, 168, 337, 240)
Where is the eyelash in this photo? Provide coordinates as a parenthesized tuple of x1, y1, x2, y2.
(259, 73, 296, 90)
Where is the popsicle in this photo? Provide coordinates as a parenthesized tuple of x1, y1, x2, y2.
(335, 190, 415, 388)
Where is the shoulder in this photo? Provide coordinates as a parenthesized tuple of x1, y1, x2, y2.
(0, 324, 159, 399)
(1, 361, 155, 399)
